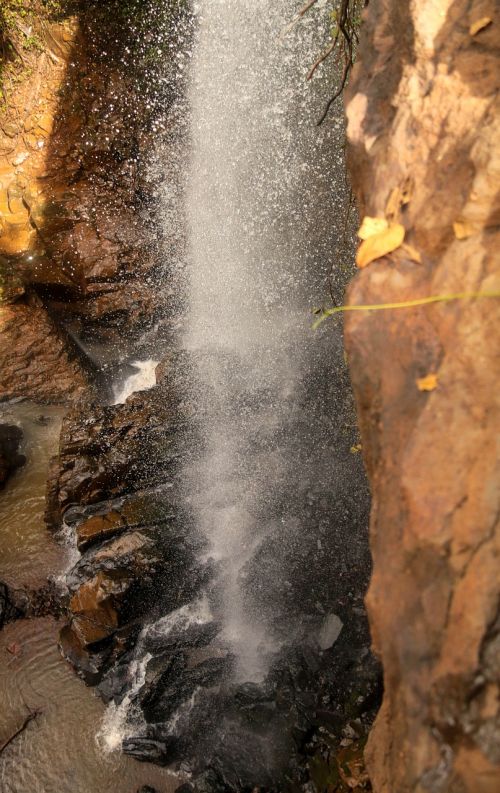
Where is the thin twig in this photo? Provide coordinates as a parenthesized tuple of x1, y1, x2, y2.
(307, 31, 339, 81)
(279, 0, 321, 41)
(312, 292, 500, 329)
(316, 56, 350, 125)
(0, 709, 42, 756)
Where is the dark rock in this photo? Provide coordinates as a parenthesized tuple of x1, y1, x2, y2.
(0, 424, 25, 487)
(45, 382, 185, 528)
(59, 623, 114, 686)
(121, 736, 172, 766)
(0, 581, 26, 628)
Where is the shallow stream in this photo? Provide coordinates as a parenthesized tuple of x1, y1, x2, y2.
(0, 403, 176, 793)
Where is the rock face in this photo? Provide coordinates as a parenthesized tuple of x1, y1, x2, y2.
(46, 365, 200, 685)
(344, 2, 500, 792)
(47, 353, 381, 791)
(0, 297, 90, 404)
(0, 1, 185, 345)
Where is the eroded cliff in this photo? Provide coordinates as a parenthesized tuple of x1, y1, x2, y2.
(0, 0, 185, 403)
(344, 2, 499, 791)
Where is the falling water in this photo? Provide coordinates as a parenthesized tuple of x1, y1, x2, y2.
(183, 0, 352, 681)
(97, 2, 373, 778)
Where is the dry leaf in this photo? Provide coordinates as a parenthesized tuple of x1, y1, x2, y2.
(356, 223, 405, 268)
(453, 220, 475, 240)
(357, 216, 388, 240)
(385, 178, 413, 220)
(416, 373, 438, 392)
(385, 188, 403, 220)
(401, 242, 422, 263)
(470, 17, 492, 36)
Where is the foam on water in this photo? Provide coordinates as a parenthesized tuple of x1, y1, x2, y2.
(113, 359, 160, 404)
(97, 598, 214, 751)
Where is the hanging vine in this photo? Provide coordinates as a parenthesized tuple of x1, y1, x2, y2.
(284, 0, 367, 124)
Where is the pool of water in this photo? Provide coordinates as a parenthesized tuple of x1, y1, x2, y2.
(0, 402, 178, 793)
(0, 403, 69, 588)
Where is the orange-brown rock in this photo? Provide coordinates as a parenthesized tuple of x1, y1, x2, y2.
(69, 570, 131, 647)
(0, 1, 184, 343)
(76, 510, 126, 552)
(344, 2, 499, 792)
(0, 298, 90, 404)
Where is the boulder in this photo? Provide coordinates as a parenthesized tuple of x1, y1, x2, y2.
(0, 581, 26, 628)
(45, 381, 184, 528)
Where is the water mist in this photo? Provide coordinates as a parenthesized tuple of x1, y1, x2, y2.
(183, 0, 350, 681)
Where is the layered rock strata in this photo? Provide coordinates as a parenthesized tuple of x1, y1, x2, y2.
(344, 2, 500, 791)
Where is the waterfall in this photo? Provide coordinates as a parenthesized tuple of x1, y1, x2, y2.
(97, 3, 374, 782)
(183, 0, 350, 681)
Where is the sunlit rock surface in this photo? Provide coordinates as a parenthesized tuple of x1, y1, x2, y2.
(345, 2, 500, 791)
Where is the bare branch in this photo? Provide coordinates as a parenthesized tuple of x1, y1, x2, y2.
(0, 708, 42, 756)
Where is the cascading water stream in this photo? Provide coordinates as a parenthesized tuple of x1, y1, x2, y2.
(183, 0, 350, 680)
(97, 2, 376, 785)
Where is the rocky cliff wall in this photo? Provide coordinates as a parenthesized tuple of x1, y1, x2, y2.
(0, 0, 186, 403)
(344, 1, 499, 791)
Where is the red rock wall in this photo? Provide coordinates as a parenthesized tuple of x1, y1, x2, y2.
(344, 1, 499, 791)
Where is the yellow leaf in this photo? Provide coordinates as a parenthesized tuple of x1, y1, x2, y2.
(385, 178, 413, 220)
(357, 216, 388, 240)
(401, 242, 422, 263)
(350, 443, 362, 454)
(416, 373, 438, 392)
(453, 220, 475, 240)
(356, 223, 405, 268)
(470, 17, 492, 36)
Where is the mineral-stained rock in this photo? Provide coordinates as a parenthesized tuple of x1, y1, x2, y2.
(344, 2, 500, 791)
(0, 424, 26, 487)
(0, 299, 91, 404)
(76, 510, 127, 552)
(69, 570, 130, 647)
(0, 2, 186, 344)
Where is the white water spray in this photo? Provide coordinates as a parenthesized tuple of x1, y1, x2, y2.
(184, 0, 345, 681)
(113, 359, 159, 405)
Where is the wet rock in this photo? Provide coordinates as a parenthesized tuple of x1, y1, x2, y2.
(122, 736, 172, 766)
(69, 570, 131, 647)
(317, 613, 343, 651)
(0, 1, 186, 345)
(0, 581, 26, 628)
(59, 623, 114, 686)
(345, 2, 500, 791)
(0, 424, 26, 487)
(0, 300, 91, 404)
(76, 510, 127, 552)
(45, 383, 183, 528)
